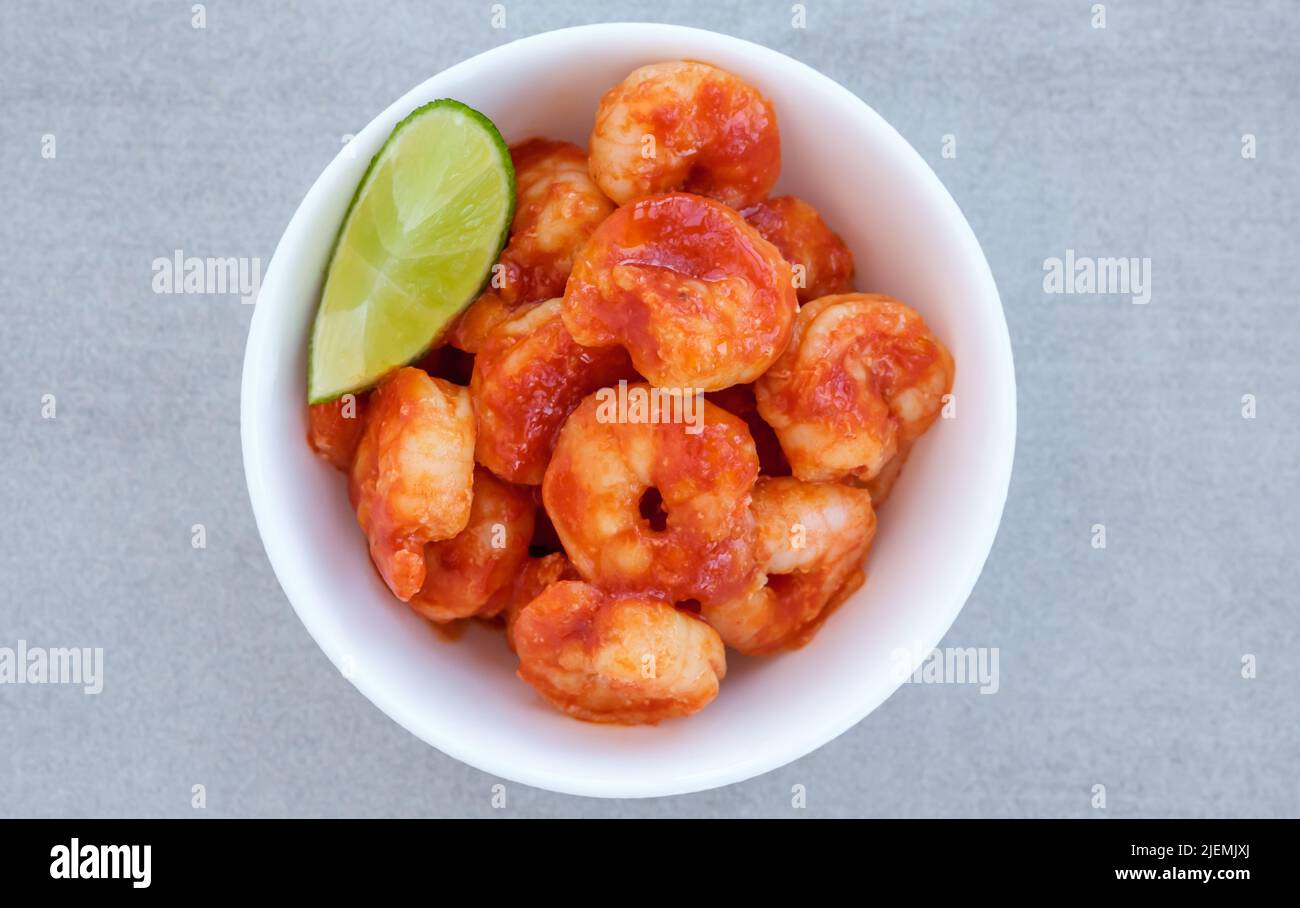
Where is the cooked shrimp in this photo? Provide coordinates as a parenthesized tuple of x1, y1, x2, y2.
(542, 385, 759, 605)
(499, 139, 616, 305)
(701, 477, 876, 654)
(588, 61, 780, 208)
(486, 552, 579, 650)
(448, 139, 614, 353)
(862, 441, 911, 508)
(448, 291, 518, 354)
(348, 367, 476, 601)
(755, 293, 954, 482)
(513, 580, 726, 724)
(471, 298, 635, 485)
(408, 467, 535, 622)
(741, 196, 855, 303)
(307, 393, 369, 471)
(563, 192, 796, 390)
(705, 383, 790, 477)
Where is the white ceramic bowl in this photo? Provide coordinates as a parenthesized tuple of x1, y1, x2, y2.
(241, 23, 1016, 798)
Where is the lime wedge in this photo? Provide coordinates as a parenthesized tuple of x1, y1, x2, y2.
(308, 99, 515, 402)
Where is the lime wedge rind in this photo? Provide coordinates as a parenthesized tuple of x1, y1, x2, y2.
(307, 99, 515, 403)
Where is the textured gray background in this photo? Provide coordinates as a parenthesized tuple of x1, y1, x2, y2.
(2, 0, 1297, 818)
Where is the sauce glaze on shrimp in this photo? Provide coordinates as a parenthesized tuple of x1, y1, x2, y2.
(563, 192, 796, 390)
(755, 293, 954, 483)
(447, 291, 517, 355)
(448, 139, 614, 353)
(741, 195, 855, 303)
(705, 383, 790, 477)
(307, 393, 369, 471)
(542, 385, 759, 606)
(588, 61, 780, 208)
(471, 298, 636, 485)
(409, 467, 535, 622)
(701, 477, 876, 654)
(487, 552, 579, 651)
(348, 367, 476, 601)
(513, 580, 726, 724)
(499, 138, 616, 306)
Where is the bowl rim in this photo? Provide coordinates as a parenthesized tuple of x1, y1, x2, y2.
(241, 21, 1018, 798)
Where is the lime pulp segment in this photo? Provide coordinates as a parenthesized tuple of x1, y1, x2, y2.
(308, 99, 514, 402)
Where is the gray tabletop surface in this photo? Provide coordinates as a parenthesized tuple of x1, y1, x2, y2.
(2, 0, 1297, 818)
